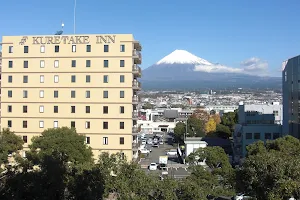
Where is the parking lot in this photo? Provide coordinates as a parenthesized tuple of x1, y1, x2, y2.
(138, 133, 191, 179)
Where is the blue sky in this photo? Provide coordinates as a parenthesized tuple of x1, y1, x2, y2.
(1, 0, 300, 76)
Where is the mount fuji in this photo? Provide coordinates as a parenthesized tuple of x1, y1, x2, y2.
(141, 50, 281, 90)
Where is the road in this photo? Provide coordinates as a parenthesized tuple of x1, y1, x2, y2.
(139, 133, 190, 179)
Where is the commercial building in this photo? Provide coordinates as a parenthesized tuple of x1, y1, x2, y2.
(282, 55, 300, 138)
(0, 34, 142, 161)
(233, 102, 282, 163)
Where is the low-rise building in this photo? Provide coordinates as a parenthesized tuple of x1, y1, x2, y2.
(233, 102, 282, 163)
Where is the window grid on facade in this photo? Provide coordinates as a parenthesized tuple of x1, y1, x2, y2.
(39, 106, 44, 113)
(86, 91, 90, 98)
(9, 46, 13, 53)
(8, 120, 12, 128)
(39, 121, 44, 128)
(54, 75, 59, 83)
(71, 121, 76, 128)
(23, 120, 28, 128)
(86, 60, 91, 67)
(120, 122, 124, 129)
(71, 106, 76, 113)
(24, 61, 28, 68)
(85, 121, 90, 129)
(120, 137, 124, 145)
(103, 91, 108, 98)
(120, 60, 125, 67)
(9, 61, 13, 68)
(23, 90, 28, 98)
(72, 45, 76, 52)
(120, 91, 125, 98)
(40, 60, 45, 68)
(103, 122, 108, 129)
(86, 137, 90, 144)
(8, 105, 12, 113)
(24, 46, 28, 53)
(104, 45, 109, 52)
(254, 133, 260, 139)
(86, 45, 91, 52)
(246, 133, 252, 139)
(103, 75, 108, 83)
(86, 75, 91, 83)
(265, 133, 272, 139)
(54, 60, 59, 68)
(71, 90, 76, 98)
(54, 121, 58, 128)
(55, 45, 59, 52)
(40, 45, 45, 53)
(23, 76, 28, 83)
(54, 91, 59, 98)
(40, 75, 44, 83)
(104, 60, 108, 68)
(54, 106, 58, 113)
(23, 106, 27, 113)
(39, 90, 44, 98)
(103, 106, 108, 114)
(120, 45, 125, 52)
(8, 76, 12, 83)
(120, 75, 125, 83)
(71, 75, 76, 83)
(23, 136, 28, 143)
(8, 90, 12, 98)
(86, 106, 90, 113)
(72, 60, 76, 67)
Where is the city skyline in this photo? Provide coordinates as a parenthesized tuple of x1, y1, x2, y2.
(1, 0, 300, 77)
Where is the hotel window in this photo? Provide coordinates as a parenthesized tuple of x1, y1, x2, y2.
(86, 75, 91, 83)
(72, 45, 76, 52)
(120, 44, 125, 52)
(54, 121, 58, 128)
(86, 106, 90, 113)
(23, 75, 28, 83)
(120, 91, 125, 98)
(120, 122, 124, 129)
(103, 106, 108, 114)
(86, 45, 91, 52)
(85, 121, 90, 129)
(120, 75, 125, 83)
(104, 60, 108, 68)
(40, 75, 44, 83)
(103, 137, 108, 145)
(120, 106, 124, 114)
(254, 133, 260, 139)
(120, 137, 124, 145)
(23, 106, 27, 113)
(104, 45, 109, 52)
(54, 90, 59, 98)
(54, 75, 59, 83)
(40, 60, 45, 68)
(40, 45, 45, 53)
(23, 90, 28, 98)
(8, 76, 12, 83)
(9, 46, 13, 53)
(103, 122, 108, 129)
(39, 121, 44, 128)
(71, 90, 76, 98)
(103, 75, 108, 83)
(86, 137, 90, 144)
(23, 121, 28, 128)
(85, 91, 90, 98)
(55, 45, 59, 52)
(103, 91, 108, 98)
(86, 60, 91, 67)
(8, 61, 13, 68)
(39, 106, 44, 113)
(54, 60, 59, 68)
(71, 75, 76, 83)
(54, 106, 58, 113)
(24, 46, 29, 53)
(72, 60, 76, 67)
(8, 120, 12, 128)
(71, 106, 76, 113)
(24, 61, 28, 68)
(39, 90, 44, 98)
(265, 133, 272, 140)
(273, 110, 279, 116)
(246, 133, 252, 140)
(71, 121, 76, 128)
(6, 90, 11, 97)
(8, 105, 12, 113)
(23, 136, 28, 143)
(120, 60, 125, 67)
(273, 133, 280, 139)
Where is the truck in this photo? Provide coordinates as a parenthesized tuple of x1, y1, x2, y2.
(159, 156, 168, 175)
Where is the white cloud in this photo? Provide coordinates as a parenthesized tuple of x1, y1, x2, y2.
(194, 57, 269, 76)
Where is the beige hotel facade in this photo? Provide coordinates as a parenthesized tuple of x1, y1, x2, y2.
(0, 34, 142, 161)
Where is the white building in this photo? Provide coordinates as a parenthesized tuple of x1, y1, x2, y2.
(205, 105, 238, 115)
(233, 102, 282, 163)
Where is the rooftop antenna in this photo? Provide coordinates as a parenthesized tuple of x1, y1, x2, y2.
(55, 22, 64, 35)
(74, 0, 76, 34)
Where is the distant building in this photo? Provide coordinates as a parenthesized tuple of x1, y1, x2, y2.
(233, 102, 282, 163)
(282, 55, 300, 138)
(205, 105, 238, 115)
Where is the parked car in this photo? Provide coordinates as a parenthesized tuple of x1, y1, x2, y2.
(140, 149, 150, 154)
(149, 163, 157, 171)
(166, 150, 177, 156)
(141, 140, 147, 145)
(147, 139, 153, 145)
(159, 140, 164, 145)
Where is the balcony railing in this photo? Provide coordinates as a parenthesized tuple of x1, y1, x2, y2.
(132, 111, 139, 118)
(132, 81, 141, 90)
(132, 96, 139, 103)
(132, 64, 141, 76)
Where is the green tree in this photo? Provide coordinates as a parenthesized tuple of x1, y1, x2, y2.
(0, 129, 24, 171)
(174, 122, 186, 143)
(187, 116, 205, 137)
(220, 110, 238, 132)
(237, 136, 300, 200)
(215, 124, 232, 138)
(142, 102, 154, 109)
(26, 127, 94, 170)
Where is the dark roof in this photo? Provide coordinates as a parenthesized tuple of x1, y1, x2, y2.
(202, 138, 231, 147)
(164, 110, 178, 119)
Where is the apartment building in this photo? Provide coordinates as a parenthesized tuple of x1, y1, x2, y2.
(0, 34, 142, 161)
(282, 55, 300, 138)
(233, 102, 282, 163)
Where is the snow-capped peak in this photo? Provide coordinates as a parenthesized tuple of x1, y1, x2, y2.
(156, 49, 212, 65)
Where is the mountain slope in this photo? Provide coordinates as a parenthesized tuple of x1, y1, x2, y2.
(141, 50, 281, 90)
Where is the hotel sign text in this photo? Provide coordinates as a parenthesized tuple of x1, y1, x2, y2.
(29, 35, 116, 45)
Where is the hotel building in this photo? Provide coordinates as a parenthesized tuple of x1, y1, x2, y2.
(282, 55, 300, 139)
(0, 34, 142, 160)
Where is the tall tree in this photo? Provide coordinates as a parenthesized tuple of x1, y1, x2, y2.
(220, 111, 238, 132)
(205, 117, 217, 134)
(237, 136, 300, 200)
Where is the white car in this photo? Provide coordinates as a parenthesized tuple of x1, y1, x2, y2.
(141, 140, 147, 145)
(140, 149, 150, 154)
(147, 139, 153, 145)
(149, 163, 157, 171)
(166, 151, 177, 156)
